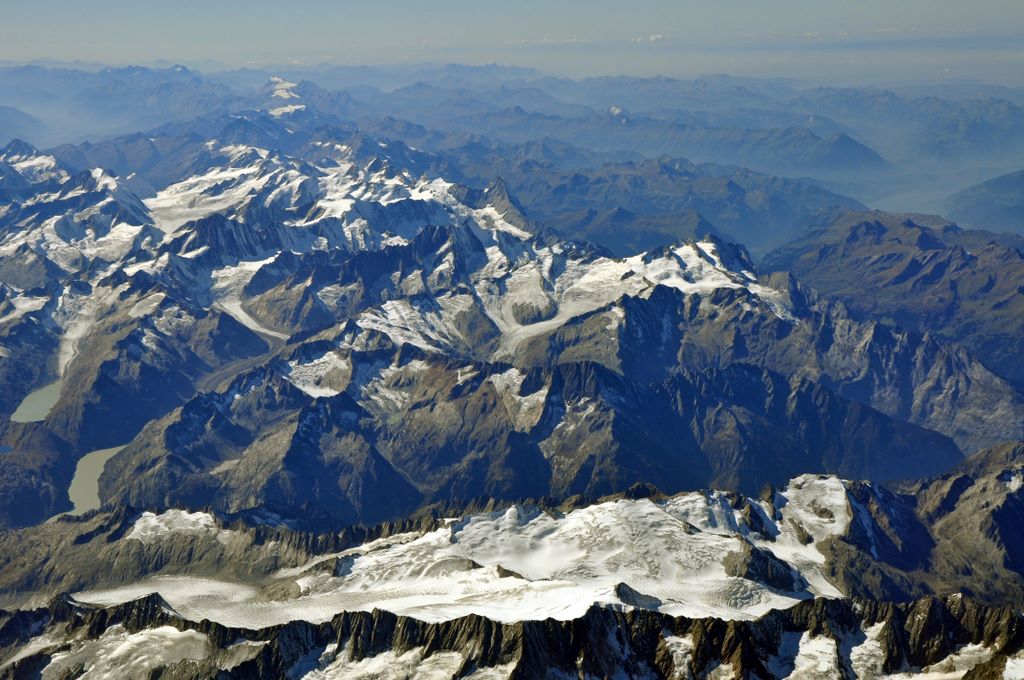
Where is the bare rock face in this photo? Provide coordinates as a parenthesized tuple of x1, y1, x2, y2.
(723, 543, 806, 592)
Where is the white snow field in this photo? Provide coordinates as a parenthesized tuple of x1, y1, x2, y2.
(76, 475, 856, 629)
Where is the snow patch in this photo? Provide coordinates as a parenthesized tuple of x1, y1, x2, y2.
(270, 104, 306, 117)
(880, 643, 993, 678)
(285, 351, 351, 398)
(126, 510, 233, 545)
(42, 625, 209, 680)
(1005, 654, 1024, 679)
(298, 646, 465, 680)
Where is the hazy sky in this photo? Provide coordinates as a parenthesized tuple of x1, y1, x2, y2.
(2, 0, 1023, 83)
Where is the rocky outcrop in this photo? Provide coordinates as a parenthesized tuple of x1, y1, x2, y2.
(723, 543, 806, 592)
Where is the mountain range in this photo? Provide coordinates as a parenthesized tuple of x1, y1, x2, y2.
(0, 67, 1022, 678)
(763, 211, 1024, 384)
(4, 64, 1024, 210)
(1, 117, 1020, 530)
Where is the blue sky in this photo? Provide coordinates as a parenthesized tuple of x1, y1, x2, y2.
(2, 0, 1023, 83)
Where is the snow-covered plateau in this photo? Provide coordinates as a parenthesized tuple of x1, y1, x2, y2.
(75, 475, 855, 627)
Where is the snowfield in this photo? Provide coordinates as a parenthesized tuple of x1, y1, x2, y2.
(75, 475, 853, 629)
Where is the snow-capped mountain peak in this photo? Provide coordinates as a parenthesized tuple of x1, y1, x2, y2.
(0, 139, 71, 184)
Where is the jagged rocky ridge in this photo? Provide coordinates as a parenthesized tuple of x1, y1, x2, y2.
(3, 593, 1024, 680)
